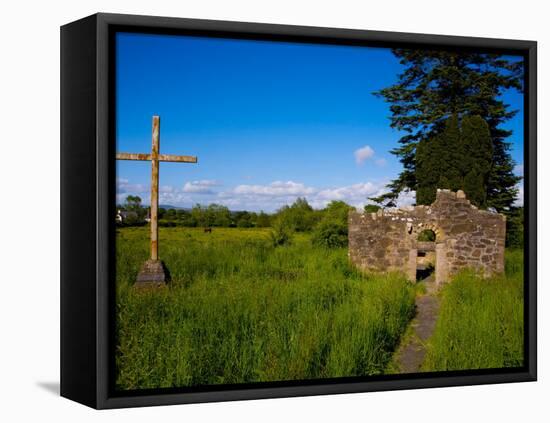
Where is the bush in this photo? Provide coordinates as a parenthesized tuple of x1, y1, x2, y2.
(274, 198, 318, 232)
(312, 220, 348, 248)
(269, 218, 294, 247)
(364, 204, 381, 213)
(311, 201, 353, 248)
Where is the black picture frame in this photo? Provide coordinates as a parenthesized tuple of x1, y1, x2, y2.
(61, 12, 537, 409)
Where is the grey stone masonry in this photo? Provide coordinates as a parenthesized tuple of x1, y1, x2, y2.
(135, 259, 167, 289)
(348, 189, 506, 285)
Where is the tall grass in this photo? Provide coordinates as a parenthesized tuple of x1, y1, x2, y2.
(115, 227, 416, 390)
(422, 249, 524, 371)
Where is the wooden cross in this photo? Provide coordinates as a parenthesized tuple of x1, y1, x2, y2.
(116, 115, 198, 287)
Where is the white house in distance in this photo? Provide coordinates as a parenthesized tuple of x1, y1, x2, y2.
(115, 209, 151, 223)
(116, 209, 138, 223)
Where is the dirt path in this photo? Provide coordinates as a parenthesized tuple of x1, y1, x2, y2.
(392, 275, 440, 373)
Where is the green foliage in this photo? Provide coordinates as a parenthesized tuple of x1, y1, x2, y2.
(117, 213, 146, 227)
(191, 203, 232, 227)
(234, 211, 253, 228)
(462, 115, 494, 206)
(422, 250, 524, 371)
(323, 200, 353, 221)
(374, 50, 523, 212)
(415, 117, 455, 205)
(269, 217, 294, 247)
(115, 227, 416, 389)
(158, 219, 177, 228)
(125, 195, 142, 211)
(276, 197, 317, 232)
(256, 211, 271, 228)
(117, 195, 148, 225)
(364, 204, 381, 213)
(506, 207, 524, 248)
(415, 115, 493, 207)
(164, 208, 177, 220)
(311, 220, 348, 248)
(417, 229, 436, 242)
(463, 170, 485, 206)
(312, 201, 354, 248)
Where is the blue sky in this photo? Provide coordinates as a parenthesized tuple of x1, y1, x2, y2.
(116, 32, 524, 212)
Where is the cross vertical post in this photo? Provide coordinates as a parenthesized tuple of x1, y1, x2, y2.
(150, 115, 160, 261)
(116, 115, 198, 288)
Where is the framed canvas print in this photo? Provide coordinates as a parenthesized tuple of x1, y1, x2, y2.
(60, 13, 537, 409)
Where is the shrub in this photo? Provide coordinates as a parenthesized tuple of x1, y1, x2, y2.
(312, 220, 348, 248)
(311, 201, 353, 248)
(364, 204, 381, 213)
(269, 218, 294, 247)
(274, 197, 318, 232)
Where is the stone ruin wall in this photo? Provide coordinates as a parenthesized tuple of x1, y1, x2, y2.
(348, 189, 506, 285)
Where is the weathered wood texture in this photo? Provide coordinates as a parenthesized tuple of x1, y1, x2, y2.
(116, 153, 197, 163)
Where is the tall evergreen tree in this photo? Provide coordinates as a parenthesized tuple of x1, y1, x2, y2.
(415, 114, 493, 207)
(415, 126, 442, 205)
(371, 50, 522, 212)
(461, 115, 494, 207)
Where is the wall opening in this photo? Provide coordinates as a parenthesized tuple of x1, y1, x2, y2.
(417, 229, 436, 242)
(416, 229, 436, 280)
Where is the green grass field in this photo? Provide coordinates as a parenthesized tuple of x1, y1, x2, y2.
(115, 227, 524, 390)
(422, 249, 524, 371)
(115, 227, 416, 390)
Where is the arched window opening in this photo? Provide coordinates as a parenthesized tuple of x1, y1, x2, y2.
(417, 229, 436, 242)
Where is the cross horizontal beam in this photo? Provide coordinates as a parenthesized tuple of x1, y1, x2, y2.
(116, 152, 198, 163)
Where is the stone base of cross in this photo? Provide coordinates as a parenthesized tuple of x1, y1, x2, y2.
(117, 116, 198, 288)
(136, 259, 166, 289)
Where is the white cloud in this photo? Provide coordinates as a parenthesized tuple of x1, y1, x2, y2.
(354, 145, 375, 165)
(375, 158, 387, 167)
(216, 180, 389, 211)
(117, 177, 400, 212)
(216, 181, 316, 211)
(159, 191, 194, 205)
(116, 178, 147, 194)
(183, 179, 222, 194)
(514, 183, 524, 207)
(116, 178, 222, 205)
(396, 190, 416, 207)
(514, 164, 524, 177)
(232, 180, 315, 197)
(316, 182, 383, 203)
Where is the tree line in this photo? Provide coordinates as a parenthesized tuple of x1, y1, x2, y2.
(158, 204, 272, 228)
(117, 195, 361, 248)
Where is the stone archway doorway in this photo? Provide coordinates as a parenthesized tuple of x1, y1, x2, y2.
(416, 229, 436, 281)
(408, 226, 448, 286)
